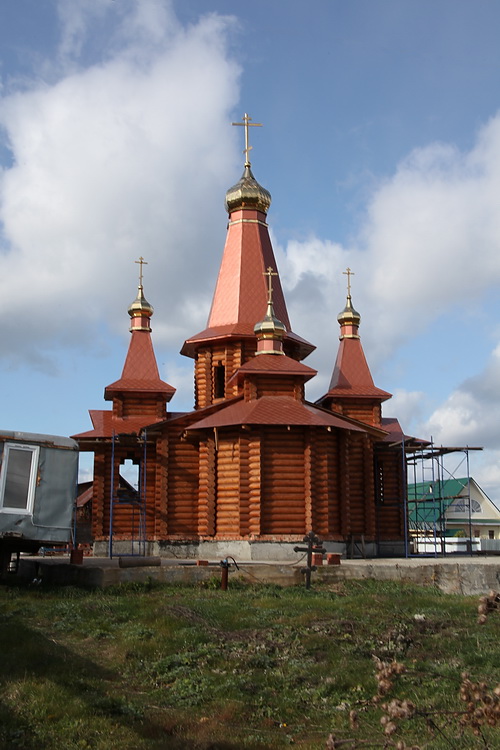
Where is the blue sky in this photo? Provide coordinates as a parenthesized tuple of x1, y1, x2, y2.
(2, 0, 500, 492)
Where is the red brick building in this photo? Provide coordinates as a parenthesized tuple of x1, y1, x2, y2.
(73, 149, 411, 559)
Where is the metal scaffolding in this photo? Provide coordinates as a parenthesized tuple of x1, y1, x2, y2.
(404, 442, 483, 557)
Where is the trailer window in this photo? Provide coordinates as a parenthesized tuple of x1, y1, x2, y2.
(0, 443, 39, 514)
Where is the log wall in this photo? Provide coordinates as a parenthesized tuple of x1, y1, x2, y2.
(154, 435, 169, 538)
(347, 433, 365, 534)
(215, 431, 241, 535)
(255, 376, 302, 399)
(122, 396, 166, 419)
(194, 349, 212, 410)
(85, 412, 405, 546)
(194, 341, 260, 408)
(198, 436, 216, 536)
(261, 427, 306, 534)
(165, 434, 199, 535)
(239, 432, 251, 536)
(310, 429, 341, 537)
(345, 432, 372, 536)
(374, 444, 405, 540)
(142, 445, 158, 537)
(329, 399, 382, 428)
(248, 434, 262, 535)
(338, 432, 351, 537)
(112, 395, 166, 420)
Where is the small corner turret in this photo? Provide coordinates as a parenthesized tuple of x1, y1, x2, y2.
(337, 267, 361, 340)
(104, 258, 175, 415)
(254, 266, 287, 355)
(128, 257, 154, 332)
(316, 268, 390, 426)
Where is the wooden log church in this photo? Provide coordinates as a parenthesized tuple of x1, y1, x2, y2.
(73, 117, 416, 559)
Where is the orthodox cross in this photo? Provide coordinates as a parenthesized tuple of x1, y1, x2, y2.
(232, 112, 263, 167)
(135, 256, 148, 286)
(343, 267, 354, 296)
(294, 532, 326, 590)
(263, 266, 278, 304)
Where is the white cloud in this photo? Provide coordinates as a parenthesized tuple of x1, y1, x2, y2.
(473, 454, 500, 503)
(0, 0, 240, 373)
(279, 114, 500, 363)
(425, 344, 500, 448)
(425, 391, 480, 445)
(388, 389, 428, 433)
(361, 119, 500, 360)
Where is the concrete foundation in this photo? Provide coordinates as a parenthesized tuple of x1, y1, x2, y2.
(9, 554, 500, 596)
(321, 558, 500, 596)
(95, 539, 337, 561)
(93, 538, 403, 562)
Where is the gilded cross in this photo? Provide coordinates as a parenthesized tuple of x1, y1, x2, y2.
(343, 267, 354, 296)
(135, 256, 148, 286)
(263, 266, 278, 304)
(232, 112, 263, 167)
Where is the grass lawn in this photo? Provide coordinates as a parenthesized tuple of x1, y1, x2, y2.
(1, 577, 499, 749)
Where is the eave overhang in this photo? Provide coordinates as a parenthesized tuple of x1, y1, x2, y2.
(181, 325, 314, 360)
(227, 353, 317, 386)
(185, 396, 371, 432)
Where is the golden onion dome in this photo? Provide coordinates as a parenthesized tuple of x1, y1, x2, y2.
(254, 301, 287, 340)
(128, 285, 154, 319)
(225, 165, 272, 214)
(337, 294, 361, 327)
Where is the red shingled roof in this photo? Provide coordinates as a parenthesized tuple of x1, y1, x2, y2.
(182, 325, 313, 358)
(322, 337, 391, 401)
(181, 208, 314, 359)
(105, 330, 175, 400)
(228, 353, 317, 385)
(209, 210, 290, 328)
(380, 417, 405, 443)
(380, 417, 429, 446)
(72, 410, 165, 440)
(186, 396, 368, 431)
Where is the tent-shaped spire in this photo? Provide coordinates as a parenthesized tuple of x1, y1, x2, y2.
(181, 114, 314, 361)
(73, 261, 175, 440)
(105, 258, 175, 406)
(317, 269, 390, 423)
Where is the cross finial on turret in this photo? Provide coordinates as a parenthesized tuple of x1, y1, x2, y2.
(263, 266, 278, 305)
(343, 267, 354, 297)
(254, 265, 286, 354)
(135, 256, 148, 287)
(232, 112, 263, 167)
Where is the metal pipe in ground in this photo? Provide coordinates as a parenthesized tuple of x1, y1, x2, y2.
(220, 557, 239, 590)
(220, 561, 229, 590)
